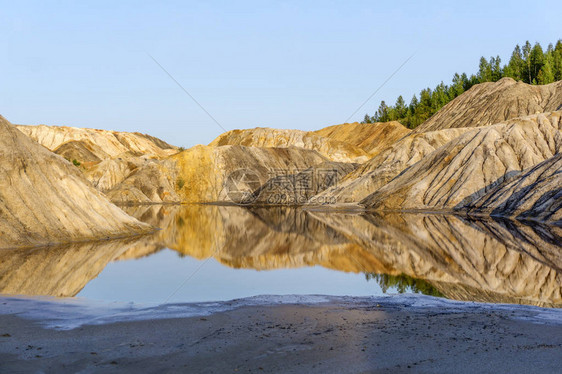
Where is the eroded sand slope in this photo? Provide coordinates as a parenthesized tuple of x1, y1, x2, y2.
(361, 112, 562, 210)
(172, 145, 330, 203)
(210, 127, 369, 163)
(464, 153, 562, 224)
(16, 123, 181, 204)
(16, 124, 177, 159)
(415, 77, 562, 132)
(0, 115, 152, 249)
(312, 121, 410, 156)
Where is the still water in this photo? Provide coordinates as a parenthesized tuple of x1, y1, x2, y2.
(79, 251, 391, 304)
(1, 205, 560, 307)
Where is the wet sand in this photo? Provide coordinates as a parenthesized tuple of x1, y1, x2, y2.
(1, 301, 561, 373)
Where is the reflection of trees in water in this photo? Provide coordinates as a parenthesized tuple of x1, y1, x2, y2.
(123, 205, 562, 307)
(365, 273, 443, 297)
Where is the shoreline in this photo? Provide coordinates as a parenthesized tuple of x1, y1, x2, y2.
(0, 230, 159, 252)
(2, 293, 561, 330)
(1, 295, 561, 373)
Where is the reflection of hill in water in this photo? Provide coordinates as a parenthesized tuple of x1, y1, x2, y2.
(1, 205, 560, 307)
(124, 205, 391, 273)
(124, 205, 562, 307)
(312, 211, 562, 307)
(0, 236, 154, 297)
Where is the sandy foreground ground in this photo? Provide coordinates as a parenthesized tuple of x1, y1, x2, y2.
(1, 297, 561, 373)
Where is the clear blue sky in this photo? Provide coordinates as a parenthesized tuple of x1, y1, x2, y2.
(2, 1, 560, 147)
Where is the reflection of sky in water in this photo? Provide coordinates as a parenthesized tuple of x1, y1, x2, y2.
(3, 206, 560, 308)
(78, 249, 388, 304)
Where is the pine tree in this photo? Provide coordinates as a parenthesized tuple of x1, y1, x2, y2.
(522, 41, 532, 83)
(538, 57, 555, 84)
(449, 73, 465, 98)
(540, 43, 555, 85)
(375, 101, 389, 122)
(491, 55, 503, 81)
(395, 95, 407, 119)
(529, 43, 545, 83)
(409, 94, 419, 110)
(461, 73, 472, 91)
(362, 39, 560, 130)
(431, 83, 449, 110)
(505, 45, 524, 81)
(477, 57, 492, 82)
(553, 49, 562, 81)
(405, 95, 420, 128)
(552, 40, 562, 81)
(416, 89, 433, 123)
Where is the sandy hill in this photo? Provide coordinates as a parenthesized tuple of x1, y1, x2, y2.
(53, 140, 106, 163)
(311, 121, 411, 156)
(415, 77, 562, 132)
(251, 161, 358, 205)
(172, 145, 330, 203)
(103, 159, 180, 205)
(16, 124, 178, 160)
(312, 127, 470, 204)
(310, 80, 562, 211)
(209, 127, 369, 163)
(209, 121, 410, 163)
(0, 115, 152, 249)
(63, 154, 180, 205)
(15, 123, 181, 205)
(360, 111, 562, 211)
(464, 153, 562, 224)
